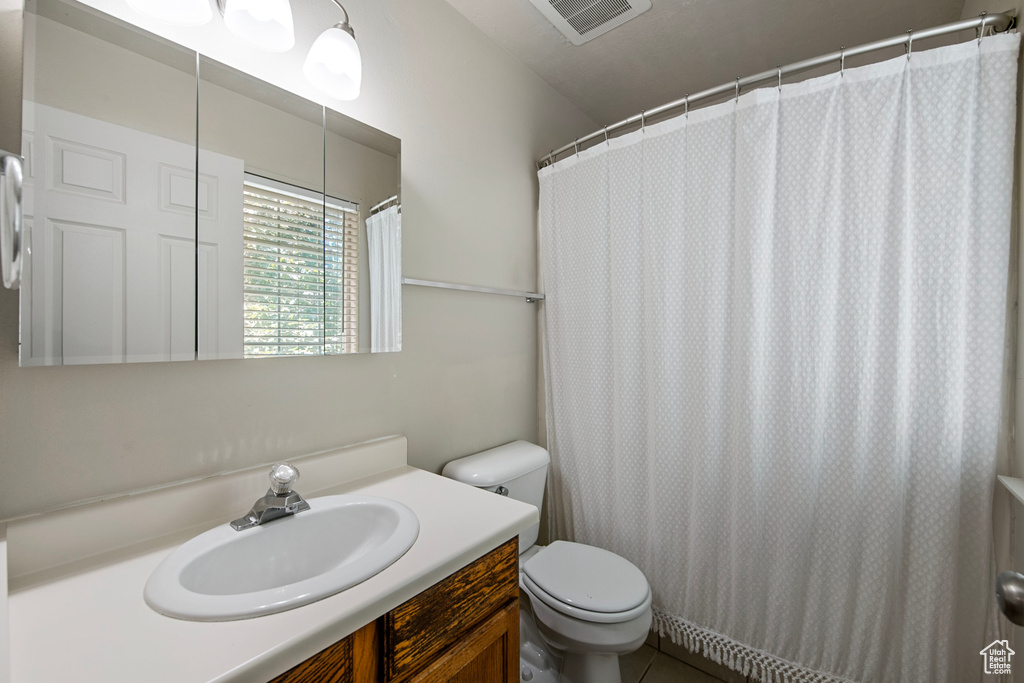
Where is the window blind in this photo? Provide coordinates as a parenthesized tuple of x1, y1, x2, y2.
(242, 175, 359, 357)
(325, 203, 359, 354)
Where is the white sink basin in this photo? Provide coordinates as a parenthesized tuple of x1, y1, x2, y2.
(144, 494, 419, 621)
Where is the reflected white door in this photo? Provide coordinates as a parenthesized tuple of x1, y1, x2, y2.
(20, 103, 239, 364)
(197, 147, 244, 361)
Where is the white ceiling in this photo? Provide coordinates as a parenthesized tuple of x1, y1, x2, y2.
(443, 0, 968, 126)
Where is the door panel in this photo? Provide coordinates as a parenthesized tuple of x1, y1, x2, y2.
(23, 104, 196, 364)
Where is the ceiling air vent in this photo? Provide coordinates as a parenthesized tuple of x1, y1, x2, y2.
(528, 0, 652, 46)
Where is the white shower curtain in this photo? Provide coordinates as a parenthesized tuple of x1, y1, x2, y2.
(540, 34, 1018, 683)
(367, 205, 402, 353)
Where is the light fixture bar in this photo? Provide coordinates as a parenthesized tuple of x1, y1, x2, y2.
(217, 0, 296, 52)
(127, 0, 213, 26)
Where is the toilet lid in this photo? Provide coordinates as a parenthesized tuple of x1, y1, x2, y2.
(523, 541, 649, 614)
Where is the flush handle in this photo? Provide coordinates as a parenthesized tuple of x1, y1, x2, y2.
(495, 486, 509, 496)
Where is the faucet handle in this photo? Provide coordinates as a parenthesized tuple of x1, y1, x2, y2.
(268, 462, 300, 495)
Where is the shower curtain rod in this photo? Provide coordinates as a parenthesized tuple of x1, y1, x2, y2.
(539, 11, 1016, 168)
(369, 195, 400, 216)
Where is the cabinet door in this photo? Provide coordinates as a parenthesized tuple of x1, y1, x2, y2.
(383, 537, 519, 680)
(269, 621, 377, 683)
(407, 600, 519, 683)
(269, 539, 520, 683)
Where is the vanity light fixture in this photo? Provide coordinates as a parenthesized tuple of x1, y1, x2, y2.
(303, 0, 362, 101)
(217, 0, 296, 52)
(126, 0, 213, 26)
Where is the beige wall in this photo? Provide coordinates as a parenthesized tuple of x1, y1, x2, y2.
(0, 0, 596, 520)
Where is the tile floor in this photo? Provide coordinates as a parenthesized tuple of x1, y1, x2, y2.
(620, 644, 726, 683)
(618, 629, 758, 683)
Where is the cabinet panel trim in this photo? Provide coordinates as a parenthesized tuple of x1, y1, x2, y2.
(384, 536, 519, 680)
(407, 599, 518, 683)
(268, 621, 377, 683)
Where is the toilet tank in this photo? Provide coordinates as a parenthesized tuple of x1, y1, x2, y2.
(442, 441, 550, 553)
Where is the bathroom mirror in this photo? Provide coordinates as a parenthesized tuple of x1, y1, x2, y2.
(20, 0, 198, 365)
(19, 0, 402, 366)
(197, 58, 402, 358)
(324, 109, 401, 354)
(197, 57, 326, 360)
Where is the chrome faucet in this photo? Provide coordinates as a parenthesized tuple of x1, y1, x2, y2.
(231, 462, 311, 531)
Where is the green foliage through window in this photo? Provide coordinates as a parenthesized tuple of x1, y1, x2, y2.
(242, 176, 359, 357)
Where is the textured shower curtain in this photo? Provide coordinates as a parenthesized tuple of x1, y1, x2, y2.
(539, 34, 1019, 683)
(367, 205, 402, 352)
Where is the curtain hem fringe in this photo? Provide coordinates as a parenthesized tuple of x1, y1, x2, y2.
(652, 608, 858, 683)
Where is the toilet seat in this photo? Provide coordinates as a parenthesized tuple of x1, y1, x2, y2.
(521, 572, 652, 624)
(522, 541, 651, 624)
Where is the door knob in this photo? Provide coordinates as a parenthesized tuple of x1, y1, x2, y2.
(996, 571, 1024, 626)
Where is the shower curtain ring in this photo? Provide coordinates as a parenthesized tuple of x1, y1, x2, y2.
(604, 125, 610, 144)
(840, 47, 845, 76)
(684, 94, 689, 118)
(777, 65, 782, 91)
(979, 11, 989, 43)
(735, 77, 740, 101)
(574, 138, 580, 157)
(906, 29, 914, 59)
(641, 110, 646, 132)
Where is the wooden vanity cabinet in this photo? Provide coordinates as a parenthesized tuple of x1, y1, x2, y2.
(270, 537, 520, 683)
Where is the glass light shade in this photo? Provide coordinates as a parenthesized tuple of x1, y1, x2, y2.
(303, 26, 362, 101)
(127, 0, 213, 26)
(222, 0, 295, 52)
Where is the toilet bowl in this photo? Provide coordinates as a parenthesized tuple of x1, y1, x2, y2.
(521, 541, 652, 683)
(443, 442, 652, 683)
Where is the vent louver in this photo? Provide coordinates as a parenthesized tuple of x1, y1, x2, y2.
(528, 0, 651, 45)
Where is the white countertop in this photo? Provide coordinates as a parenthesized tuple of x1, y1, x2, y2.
(7, 466, 537, 683)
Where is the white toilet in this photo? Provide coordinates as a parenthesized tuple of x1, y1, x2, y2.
(443, 441, 652, 683)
